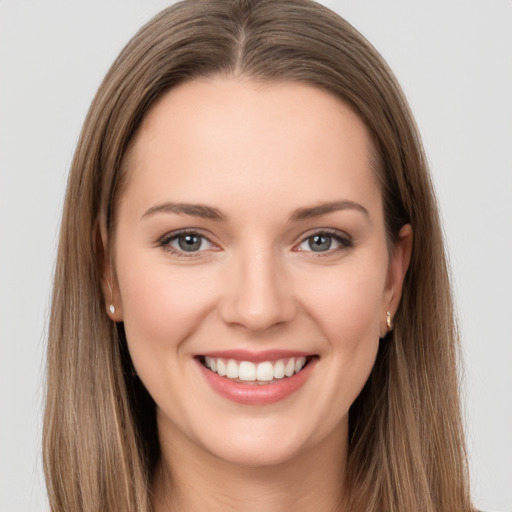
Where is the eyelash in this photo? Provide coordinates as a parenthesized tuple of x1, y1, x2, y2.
(158, 229, 217, 257)
(157, 228, 353, 257)
(295, 228, 353, 255)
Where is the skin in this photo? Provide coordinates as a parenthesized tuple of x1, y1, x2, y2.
(102, 78, 412, 511)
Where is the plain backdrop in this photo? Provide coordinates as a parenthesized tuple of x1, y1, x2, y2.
(1, 1, 511, 510)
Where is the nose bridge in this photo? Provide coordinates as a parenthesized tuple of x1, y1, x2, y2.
(220, 239, 296, 331)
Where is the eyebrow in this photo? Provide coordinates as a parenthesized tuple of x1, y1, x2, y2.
(141, 199, 369, 223)
(289, 200, 370, 221)
(141, 202, 225, 221)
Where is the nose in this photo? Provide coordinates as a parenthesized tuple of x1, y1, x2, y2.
(219, 246, 297, 332)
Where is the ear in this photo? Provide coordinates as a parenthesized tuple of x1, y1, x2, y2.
(95, 221, 123, 322)
(381, 224, 413, 336)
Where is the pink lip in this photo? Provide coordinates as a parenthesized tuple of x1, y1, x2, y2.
(196, 356, 318, 405)
(198, 349, 311, 363)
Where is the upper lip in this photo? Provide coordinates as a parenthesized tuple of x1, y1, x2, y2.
(197, 349, 315, 363)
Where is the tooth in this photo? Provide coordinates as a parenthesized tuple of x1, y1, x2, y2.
(239, 361, 256, 381)
(273, 360, 285, 379)
(208, 356, 309, 380)
(217, 359, 226, 377)
(284, 358, 295, 377)
(226, 359, 239, 379)
(256, 361, 274, 381)
(295, 357, 306, 373)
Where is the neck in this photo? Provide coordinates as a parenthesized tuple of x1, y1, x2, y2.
(152, 420, 349, 512)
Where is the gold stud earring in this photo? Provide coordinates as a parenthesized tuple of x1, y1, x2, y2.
(386, 311, 392, 329)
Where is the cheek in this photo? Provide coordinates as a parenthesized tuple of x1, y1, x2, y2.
(116, 252, 217, 365)
(297, 261, 386, 346)
(294, 261, 386, 425)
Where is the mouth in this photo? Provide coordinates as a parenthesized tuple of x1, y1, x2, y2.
(195, 351, 318, 405)
(197, 355, 315, 385)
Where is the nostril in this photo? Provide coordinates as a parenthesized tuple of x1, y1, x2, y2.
(217, 257, 298, 331)
(219, 292, 297, 332)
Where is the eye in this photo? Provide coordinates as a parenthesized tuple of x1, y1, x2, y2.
(159, 231, 215, 255)
(296, 230, 352, 254)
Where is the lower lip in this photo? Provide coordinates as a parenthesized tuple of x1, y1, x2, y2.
(196, 358, 317, 405)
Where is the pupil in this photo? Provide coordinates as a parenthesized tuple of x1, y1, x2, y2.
(309, 234, 331, 252)
(178, 234, 201, 251)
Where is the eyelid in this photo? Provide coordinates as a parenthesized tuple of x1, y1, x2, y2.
(156, 227, 352, 256)
(157, 228, 220, 256)
(293, 228, 353, 253)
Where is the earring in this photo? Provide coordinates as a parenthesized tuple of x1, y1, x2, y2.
(106, 278, 116, 316)
(386, 311, 392, 330)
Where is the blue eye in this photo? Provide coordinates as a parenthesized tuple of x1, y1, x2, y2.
(161, 232, 213, 254)
(176, 233, 203, 252)
(297, 231, 351, 253)
(307, 234, 333, 252)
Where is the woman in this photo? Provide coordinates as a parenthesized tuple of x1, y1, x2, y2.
(43, 0, 475, 510)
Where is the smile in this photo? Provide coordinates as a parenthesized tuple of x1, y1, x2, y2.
(196, 351, 318, 405)
(201, 356, 309, 384)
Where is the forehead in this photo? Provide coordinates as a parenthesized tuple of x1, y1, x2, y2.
(121, 78, 381, 219)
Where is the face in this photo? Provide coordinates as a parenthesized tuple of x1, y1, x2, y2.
(105, 78, 411, 467)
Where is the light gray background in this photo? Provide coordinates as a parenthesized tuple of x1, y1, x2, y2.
(1, 1, 511, 510)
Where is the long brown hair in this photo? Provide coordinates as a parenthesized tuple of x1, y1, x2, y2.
(43, 1, 474, 510)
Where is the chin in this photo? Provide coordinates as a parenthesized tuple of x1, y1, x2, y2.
(206, 436, 305, 468)
(188, 413, 321, 468)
